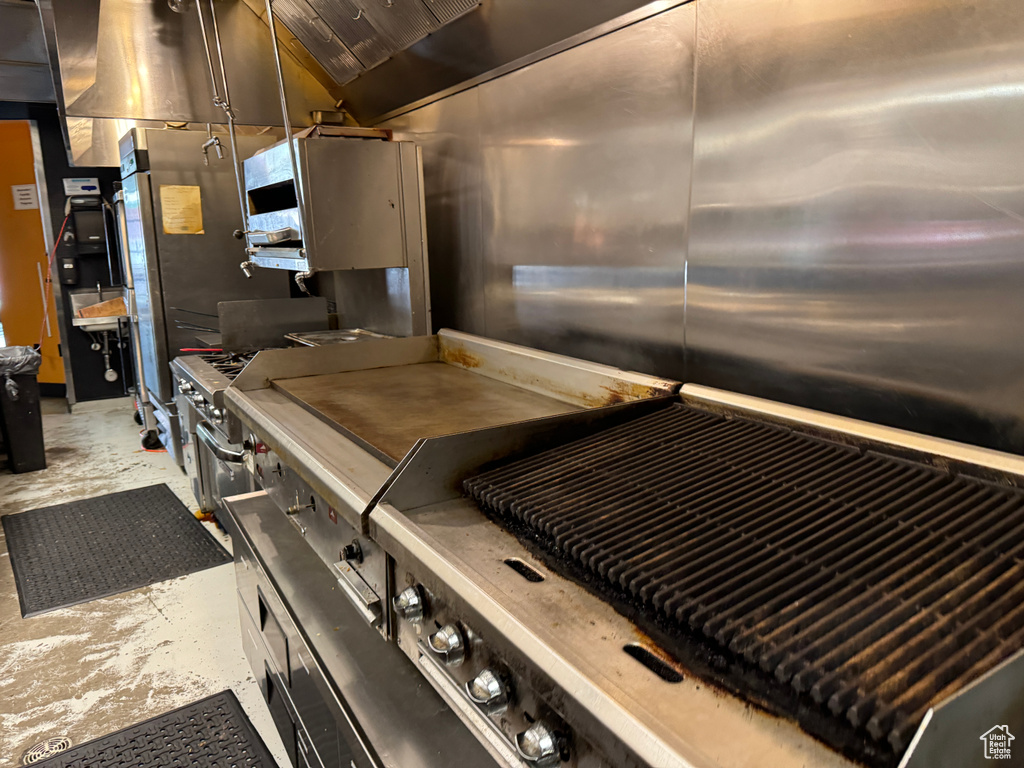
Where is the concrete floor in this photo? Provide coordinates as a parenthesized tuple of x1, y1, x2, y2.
(0, 397, 287, 767)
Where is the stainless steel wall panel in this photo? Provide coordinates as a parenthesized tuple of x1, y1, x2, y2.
(384, 88, 486, 335)
(686, 0, 1024, 452)
(476, 5, 694, 375)
(64, 116, 130, 167)
(273, 0, 363, 85)
(385, 5, 695, 370)
(332, 269, 415, 337)
(381, 0, 1024, 453)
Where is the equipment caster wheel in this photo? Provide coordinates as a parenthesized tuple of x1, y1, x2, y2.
(133, 410, 143, 425)
(141, 431, 162, 451)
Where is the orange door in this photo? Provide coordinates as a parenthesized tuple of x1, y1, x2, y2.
(0, 120, 63, 384)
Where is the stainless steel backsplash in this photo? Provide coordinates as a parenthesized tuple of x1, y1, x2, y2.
(383, 3, 696, 379)
(381, 0, 1024, 454)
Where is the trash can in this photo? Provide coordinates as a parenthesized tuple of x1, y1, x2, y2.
(0, 346, 46, 473)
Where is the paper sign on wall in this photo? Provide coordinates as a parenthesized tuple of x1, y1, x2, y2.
(159, 184, 204, 235)
(11, 184, 38, 210)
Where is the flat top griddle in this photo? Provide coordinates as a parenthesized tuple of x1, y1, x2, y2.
(273, 361, 583, 464)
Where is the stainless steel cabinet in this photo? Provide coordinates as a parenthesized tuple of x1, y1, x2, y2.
(118, 128, 290, 456)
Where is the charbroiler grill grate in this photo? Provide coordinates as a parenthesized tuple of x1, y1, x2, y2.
(197, 351, 258, 381)
(464, 403, 1024, 760)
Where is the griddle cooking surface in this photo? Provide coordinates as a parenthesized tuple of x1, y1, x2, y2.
(465, 403, 1024, 759)
(273, 362, 581, 463)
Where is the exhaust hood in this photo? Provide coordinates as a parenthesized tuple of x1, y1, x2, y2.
(37, 0, 680, 164)
(0, 0, 53, 104)
(264, 0, 481, 85)
(36, 0, 336, 166)
(296, 0, 679, 124)
(247, 0, 669, 124)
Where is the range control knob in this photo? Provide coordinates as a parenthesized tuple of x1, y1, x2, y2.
(428, 623, 466, 667)
(190, 392, 205, 407)
(178, 380, 193, 394)
(466, 669, 509, 715)
(210, 408, 224, 425)
(516, 721, 562, 767)
(393, 586, 425, 624)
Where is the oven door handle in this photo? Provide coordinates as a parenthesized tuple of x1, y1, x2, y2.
(247, 226, 299, 245)
(197, 421, 246, 463)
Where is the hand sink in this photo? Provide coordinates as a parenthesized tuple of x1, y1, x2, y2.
(69, 288, 127, 333)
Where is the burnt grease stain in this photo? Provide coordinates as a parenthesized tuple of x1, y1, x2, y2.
(597, 381, 673, 407)
(440, 346, 483, 369)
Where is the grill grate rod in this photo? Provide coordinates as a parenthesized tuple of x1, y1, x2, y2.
(465, 403, 1024, 756)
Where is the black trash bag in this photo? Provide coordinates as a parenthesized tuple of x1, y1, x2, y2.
(0, 346, 42, 401)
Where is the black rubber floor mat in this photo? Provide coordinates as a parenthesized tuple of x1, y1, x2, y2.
(29, 690, 278, 767)
(1, 483, 231, 617)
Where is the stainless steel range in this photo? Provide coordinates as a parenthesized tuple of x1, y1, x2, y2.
(174, 328, 398, 514)
(219, 331, 680, 768)
(217, 330, 1024, 768)
(172, 351, 258, 514)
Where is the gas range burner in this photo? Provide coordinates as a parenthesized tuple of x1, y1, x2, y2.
(196, 351, 259, 381)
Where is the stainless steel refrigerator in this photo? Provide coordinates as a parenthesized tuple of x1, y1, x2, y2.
(118, 128, 288, 464)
